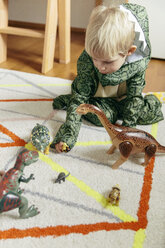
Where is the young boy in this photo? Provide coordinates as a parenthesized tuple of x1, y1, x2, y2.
(50, 3, 164, 153)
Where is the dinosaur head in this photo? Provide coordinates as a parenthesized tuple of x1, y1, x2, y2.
(31, 124, 50, 153)
(14, 149, 39, 170)
(76, 104, 101, 115)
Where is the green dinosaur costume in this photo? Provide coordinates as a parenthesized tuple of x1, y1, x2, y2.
(50, 3, 164, 150)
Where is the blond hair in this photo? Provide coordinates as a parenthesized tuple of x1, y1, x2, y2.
(85, 5, 135, 59)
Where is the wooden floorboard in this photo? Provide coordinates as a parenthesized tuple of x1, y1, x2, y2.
(0, 31, 164, 92)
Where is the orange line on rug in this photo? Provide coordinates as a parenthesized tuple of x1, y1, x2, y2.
(0, 151, 155, 239)
(0, 122, 156, 239)
(0, 99, 53, 102)
(137, 157, 155, 228)
(0, 124, 26, 147)
(0, 221, 141, 240)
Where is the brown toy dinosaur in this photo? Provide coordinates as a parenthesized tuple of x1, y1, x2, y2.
(76, 104, 165, 169)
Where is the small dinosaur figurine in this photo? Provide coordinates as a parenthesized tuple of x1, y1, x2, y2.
(108, 184, 120, 206)
(0, 148, 40, 218)
(54, 172, 70, 183)
(62, 142, 70, 152)
(31, 123, 50, 154)
(76, 104, 165, 169)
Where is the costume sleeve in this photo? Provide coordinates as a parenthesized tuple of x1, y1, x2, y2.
(51, 50, 97, 149)
(122, 70, 146, 127)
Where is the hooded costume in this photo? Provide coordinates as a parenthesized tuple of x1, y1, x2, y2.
(50, 3, 164, 150)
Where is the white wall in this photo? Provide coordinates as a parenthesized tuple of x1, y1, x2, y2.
(9, 0, 165, 59)
(71, 0, 95, 28)
(103, 0, 125, 6)
(129, 0, 165, 59)
(9, 0, 95, 29)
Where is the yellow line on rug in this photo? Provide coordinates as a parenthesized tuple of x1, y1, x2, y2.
(25, 143, 137, 222)
(76, 140, 112, 146)
(133, 229, 146, 248)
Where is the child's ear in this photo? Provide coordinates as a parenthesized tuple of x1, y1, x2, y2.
(127, 45, 137, 56)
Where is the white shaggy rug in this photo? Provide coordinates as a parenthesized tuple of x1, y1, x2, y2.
(0, 68, 165, 248)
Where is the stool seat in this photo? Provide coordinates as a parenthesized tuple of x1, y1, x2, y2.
(0, 0, 70, 73)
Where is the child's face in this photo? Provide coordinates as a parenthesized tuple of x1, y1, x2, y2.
(92, 54, 127, 74)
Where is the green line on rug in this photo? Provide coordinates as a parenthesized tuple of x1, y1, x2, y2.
(0, 82, 71, 87)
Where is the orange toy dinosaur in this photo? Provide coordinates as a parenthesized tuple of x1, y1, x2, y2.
(76, 104, 165, 169)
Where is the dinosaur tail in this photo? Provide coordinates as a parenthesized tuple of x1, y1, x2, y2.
(157, 144, 165, 153)
(66, 172, 70, 178)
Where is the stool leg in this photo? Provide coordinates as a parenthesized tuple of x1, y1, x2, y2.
(0, 0, 8, 63)
(58, 0, 70, 64)
(95, 0, 102, 6)
(42, 0, 58, 74)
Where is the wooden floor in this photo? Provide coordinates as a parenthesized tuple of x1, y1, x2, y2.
(0, 31, 164, 92)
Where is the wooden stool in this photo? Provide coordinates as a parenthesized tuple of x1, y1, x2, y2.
(0, 0, 70, 73)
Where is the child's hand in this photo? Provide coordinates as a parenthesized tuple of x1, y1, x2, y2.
(55, 142, 64, 153)
(54, 142, 70, 153)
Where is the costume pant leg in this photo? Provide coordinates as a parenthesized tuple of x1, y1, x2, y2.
(83, 97, 119, 126)
(137, 94, 164, 125)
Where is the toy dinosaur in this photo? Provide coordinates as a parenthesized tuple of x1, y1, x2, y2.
(31, 123, 50, 154)
(108, 184, 120, 206)
(76, 104, 165, 169)
(0, 148, 40, 218)
(0, 171, 5, 179)
(62, 142, 70, 152)
(54, 172, 70, 183)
